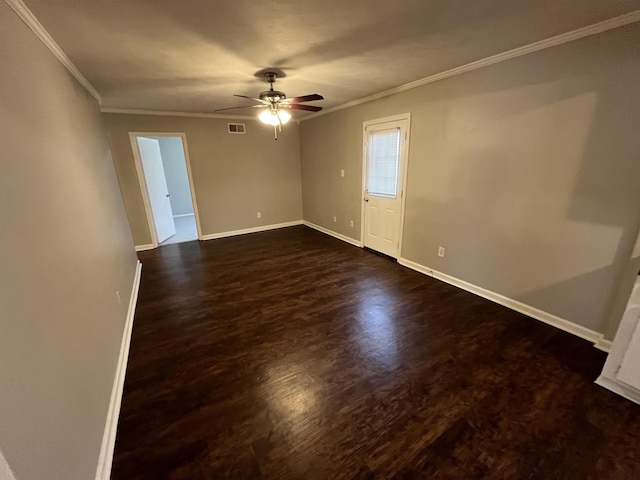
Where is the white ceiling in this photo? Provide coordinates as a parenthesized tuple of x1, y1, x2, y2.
(23, 0, 640, 117)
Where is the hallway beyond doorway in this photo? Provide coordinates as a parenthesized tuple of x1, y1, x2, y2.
(130, 132, 201, 249)
(159, 214, 198, 245)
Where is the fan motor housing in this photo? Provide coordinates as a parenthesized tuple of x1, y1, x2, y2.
(260, 90, 286, 102)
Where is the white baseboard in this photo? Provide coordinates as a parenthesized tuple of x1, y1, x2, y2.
(398, 257, 607, 348)
(95, 260, 142, 480)
(594, 338, 613, 352)
(595, 376, 640, 405)
(134, 243, 155, 252)
(172, 213, 194, 218)
(302, 221, 363, 247)
(200, 220, 303, 241)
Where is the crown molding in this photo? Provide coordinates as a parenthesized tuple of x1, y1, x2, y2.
(100, 107, 256, 121)
(5, 0, 102, 104)
(303, 10, 640, 121)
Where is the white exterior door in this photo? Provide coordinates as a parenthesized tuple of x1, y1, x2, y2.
(363, 117, 409, 258)
(137, 137, 176, 244)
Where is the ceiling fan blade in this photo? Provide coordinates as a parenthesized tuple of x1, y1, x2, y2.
(233, 94, 269, 104)
(213, 105, 258, 112)
(282, 104, 323, 112)
(283, 94, 324, 104)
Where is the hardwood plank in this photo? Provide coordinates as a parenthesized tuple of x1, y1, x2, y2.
(112, 226, 640, 479)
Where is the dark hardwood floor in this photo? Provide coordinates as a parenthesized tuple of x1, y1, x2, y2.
(112, 226, 640, 479)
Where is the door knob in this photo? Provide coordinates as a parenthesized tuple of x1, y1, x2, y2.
(364, 197, 369, 202)
(166, 194, 171, 197)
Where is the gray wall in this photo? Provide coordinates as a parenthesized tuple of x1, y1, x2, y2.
(103, 115, 303, 246)
(0, 3, 138, 480)
(300, 23, 640, 338)
(155, 137, 194, 216)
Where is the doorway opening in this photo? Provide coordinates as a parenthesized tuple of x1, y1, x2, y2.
(361, 113, 411, 259)
(130, 133, 201, 247)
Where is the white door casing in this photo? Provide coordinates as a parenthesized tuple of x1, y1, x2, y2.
(614, 277, 640, 390)
(129, 132, 203, 247)
(617, 312, 640, 389)
(136, 137, 176, 244)
(362, 114, 410, 258)
(596, 275, 640, 404)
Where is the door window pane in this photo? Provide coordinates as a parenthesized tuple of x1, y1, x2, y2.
(368, 128, 400, 198)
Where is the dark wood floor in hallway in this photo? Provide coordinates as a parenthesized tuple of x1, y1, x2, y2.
(112, 226, 640, 479)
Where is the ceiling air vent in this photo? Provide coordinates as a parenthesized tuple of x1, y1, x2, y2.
(227, 123, 246, 134)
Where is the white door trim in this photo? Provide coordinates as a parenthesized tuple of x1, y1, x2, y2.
(0, 448, 16, 480)
(129, 132, 203, 247)
(360, 113, 411, 257)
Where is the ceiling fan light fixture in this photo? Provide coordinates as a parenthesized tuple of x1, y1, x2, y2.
(258, 109, 278, 126)
(258, 109, 291, 126)
(216, 71, 322, 139)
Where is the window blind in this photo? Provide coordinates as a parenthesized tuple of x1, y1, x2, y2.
(367, 128, 400, 198)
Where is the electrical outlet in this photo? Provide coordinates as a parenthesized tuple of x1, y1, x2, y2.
(116, 291, 121, 304)
(350, 220, 354, 227)
(257, 212, 261, 219)
(438, 246, 445, 257)
(333, 216, 337, 222)
(340, 169, 345, 177)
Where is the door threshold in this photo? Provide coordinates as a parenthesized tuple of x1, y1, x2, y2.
(363, 247, 398, 262)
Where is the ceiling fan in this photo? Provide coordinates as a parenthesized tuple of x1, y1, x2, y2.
(215, 72, 324, 139)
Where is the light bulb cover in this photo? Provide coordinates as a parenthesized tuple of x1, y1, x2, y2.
(277, 110, 291, 124)
(258, 109, 279, 126)
(258, 109, 291, 126)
